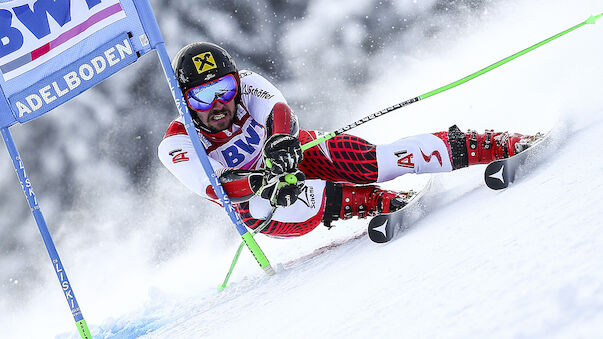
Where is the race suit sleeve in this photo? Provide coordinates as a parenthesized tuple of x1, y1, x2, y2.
(158, 131, 265, 203)
(158, 133, 224, 200)
(238, 70, 288, 127)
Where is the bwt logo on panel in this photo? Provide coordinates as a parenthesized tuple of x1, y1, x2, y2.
(0, 0, 125, 80)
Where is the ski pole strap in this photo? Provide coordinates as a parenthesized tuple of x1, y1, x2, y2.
(219, 207, 278, 291)
(301, 13, 602, 151)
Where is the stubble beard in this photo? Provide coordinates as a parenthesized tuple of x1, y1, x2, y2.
(205, 107, 234, 132)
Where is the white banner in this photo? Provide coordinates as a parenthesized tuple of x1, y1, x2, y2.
(0, 0, 126, 81)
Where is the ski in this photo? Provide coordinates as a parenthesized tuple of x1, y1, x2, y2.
(368, 178, 433, 243)
(484, 132, 553, 190)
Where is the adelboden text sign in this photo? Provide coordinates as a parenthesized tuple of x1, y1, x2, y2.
(10, 32, 136, 123)
(0, 0, 176, 334)
(0, 0, 154, 127)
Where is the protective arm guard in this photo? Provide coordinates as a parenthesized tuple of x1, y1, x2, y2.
(265, 102, 299, 137)
(205, 169, 264, 203)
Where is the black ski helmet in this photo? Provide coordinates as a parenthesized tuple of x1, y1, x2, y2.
(172, 42, 240, 131)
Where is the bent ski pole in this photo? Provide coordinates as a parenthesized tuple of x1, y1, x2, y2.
(301, 13, 602, 151)
(218, 206, 278, 291)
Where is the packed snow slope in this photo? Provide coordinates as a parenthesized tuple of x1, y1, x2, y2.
(0, 1, 602, 338)
(89, 114, 603, 339)
(105, 117, 603, 339)
(98, 6, 603, 339)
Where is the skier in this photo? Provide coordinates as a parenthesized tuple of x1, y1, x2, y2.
(158, 42, 535, 237)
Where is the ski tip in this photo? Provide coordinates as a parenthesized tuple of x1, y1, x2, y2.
(484, 161, 510, 190)
(585, 13, 603, 25)
(217, 284, 226, 292)
(368, 215, 394, 243)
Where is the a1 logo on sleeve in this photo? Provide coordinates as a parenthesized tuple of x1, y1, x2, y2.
(169, 149, 189, 164)
(395, 150, 415, 169)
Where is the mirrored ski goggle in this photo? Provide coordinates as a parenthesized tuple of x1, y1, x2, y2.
(185, 74, 238, 112)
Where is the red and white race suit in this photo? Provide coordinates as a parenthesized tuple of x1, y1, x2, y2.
(158, 71, 454, 237)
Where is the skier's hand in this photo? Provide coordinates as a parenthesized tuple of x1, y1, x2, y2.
(263, 134, 303, 175)
(259, 169, 306, 207)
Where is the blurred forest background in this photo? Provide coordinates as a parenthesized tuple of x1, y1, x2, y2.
(0, 0, 494, 304)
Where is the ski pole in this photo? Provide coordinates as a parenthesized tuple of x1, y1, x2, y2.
(301, 12, 603, 152)
(218, 206, 278, 292)
(1, 127, 92, 339)
(216, 11, 603, 282)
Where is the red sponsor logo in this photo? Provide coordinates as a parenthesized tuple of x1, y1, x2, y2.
(169, 149, 189, 163)
(420, 148, 442, 167)
(395, 150, 415, 169)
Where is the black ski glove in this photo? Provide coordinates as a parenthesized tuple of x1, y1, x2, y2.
(263, 134, 303, 175)
(259, 169, 306, 207)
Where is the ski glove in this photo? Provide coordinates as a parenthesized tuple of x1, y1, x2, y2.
(263, 134, 303, 175)
(259, 169, 306, 207)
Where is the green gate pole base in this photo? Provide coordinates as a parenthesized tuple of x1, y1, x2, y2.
(76, 319, 92, 339)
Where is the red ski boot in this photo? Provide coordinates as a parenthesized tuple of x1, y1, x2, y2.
(323, 183, 410, 227)
(447, 125, 539, 169)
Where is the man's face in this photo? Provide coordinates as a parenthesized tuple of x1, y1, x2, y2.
(194, 99, 236, 132)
